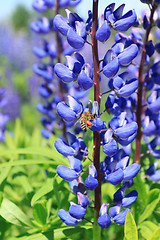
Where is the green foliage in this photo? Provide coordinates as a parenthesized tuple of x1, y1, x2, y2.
(124, 211, 138, 240)
(11, 5, 31, 32)
(0, 117, 159, 239)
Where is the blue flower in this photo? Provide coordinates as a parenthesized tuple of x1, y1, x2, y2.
(53, 9, 86, 49)
(57, 95, 83, 122)
(104, 3, 137, 32)
(85, 165, 98, 190)
(69, 201, 86, 219)
(54, 132, 80, 157)
(146, 161, 160, 181)
(96, 14, 111, 42)
(58, 209, 80, 226)
(54, 54, 83, 83)
(98, 203, 111, 229)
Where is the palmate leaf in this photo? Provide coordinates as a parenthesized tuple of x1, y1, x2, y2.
(0, 198, 33, 227)
(124, 211, 138, 240)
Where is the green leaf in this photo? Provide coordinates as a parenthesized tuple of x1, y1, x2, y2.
(138, 221, 159, 240)
(14, 118, 22, 147)
(0, 159, 56, 168)
(10, 225, 92, 240)
(134, 173, 148, 206)
(149, 228, 160, 240)
(139, 196, 160, 224)
(0, 147, 68, 165)
(0, 198, 33, 227)
(147, 189, 160, 204)
(33, 202, 48, 226)
(124, 211, 138, 240)
(31, 178, 54, 206)
(0, 166, 11, 187)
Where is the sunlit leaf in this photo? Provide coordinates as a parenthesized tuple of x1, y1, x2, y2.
(31, 178, 54, 206)
(0, 198, 33, 227)
(149, 228, 160, 240)
(124, 211, 138, 240)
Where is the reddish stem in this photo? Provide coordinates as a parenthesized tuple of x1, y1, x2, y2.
(91, 0, 101, 221)
(135, 3, 157, 164)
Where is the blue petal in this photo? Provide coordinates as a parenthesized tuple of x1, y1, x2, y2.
(38, 85, 52, 98)
(115, 156, 130, 170)
(96, 21, 111, 43)
(104, 3, 115, 20)
(149, 169, 160, 181)
(143, 120, 156, 136)
(68, 132, 80, 153)
(103, 57, 119, 78)
(54, 137, 78, 157)
(54, 63, 77, 82)
(57, 102, 77, 121)
(113, 208, 132, 225)
(77, 71, 93, 90)
(113, 76, 124, 90)
(33, 46, 47, 58)
(68, 95, 83, 115)
(122, 190, 138, 207)
(114, 10, 137, 31)
(68, 156, 83, 173)
(145, 40, 155, 57)
(58, 209, 80, 226)
(109, 205, 121, 218)
(77, 192, 89, 208)
(114, 186, 126, 202)
(107, 168, 124, 185)
(41, 129, 52, 139)
(117, 79, 138, 98)
(69, 202, 86, 219)
(90, 118, 104, 132)
(116, 132, 137, 146)
(146, 161, 158, 176)
(53, 14, 70, 35)
(98, 213, 111, 229)
(103, 139, 119, 157)
(67, 27, 85, 49)
(57, 165, 79, 181)
(123, 163, 140, 181)
(118, 44, 138, 66)
(148, 97, 160, 113)
(32, 0, 47, 12)
(84, 174, 98, 190)
(114, 122, 138, 140)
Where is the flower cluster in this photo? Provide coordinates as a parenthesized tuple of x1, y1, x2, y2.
(31, 0, 86, 139)
(50, 1, 142, 228)
(32, 0, 160, 231)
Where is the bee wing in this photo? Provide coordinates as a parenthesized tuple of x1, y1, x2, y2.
(73, 116, 82, 127)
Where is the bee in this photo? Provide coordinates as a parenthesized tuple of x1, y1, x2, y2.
(74, 101, 96, 132)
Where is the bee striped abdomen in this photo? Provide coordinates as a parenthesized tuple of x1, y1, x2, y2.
(80, 119, 88, 132)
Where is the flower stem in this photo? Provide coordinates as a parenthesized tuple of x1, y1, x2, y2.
(91, 0, 101, 239)
(135, 2, 157, 164)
